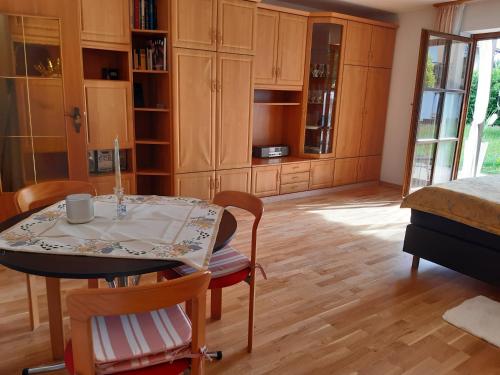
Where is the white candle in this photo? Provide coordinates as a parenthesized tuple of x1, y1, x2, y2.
(114, 137, 122, 190)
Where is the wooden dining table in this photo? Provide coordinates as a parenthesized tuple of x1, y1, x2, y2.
(0, 207, 237, 360)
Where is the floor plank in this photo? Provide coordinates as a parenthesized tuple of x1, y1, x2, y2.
(0, 185, 499, 374)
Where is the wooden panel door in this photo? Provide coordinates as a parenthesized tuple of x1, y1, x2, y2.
(0, 3, 88, 187)
(80, 0, 130, 46)
(174, 171, 215, 200)
(172, 48, 216, 173)
(359, 68, 391, 156)
(309, 159, 334, 190)
(90, 173, 135, 195)
(336, 65, 368, 158)
(276, 13, 307, 87)
(344, 21, 372, 66)
(84, 80, 133, 149)
(251, 165, 280, 197)
(216, 53, 253, 170)
(369, 26, 396, 68)
(254, 9, 279, 85)
(333, 158, 359, 186)
(216, 168, 251, 193)
(357, 155, 381, 182)
(171, 0, 217, 51)
(218, 0, 257, 55)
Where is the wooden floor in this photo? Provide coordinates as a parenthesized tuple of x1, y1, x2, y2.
(1, 185, 499, 374)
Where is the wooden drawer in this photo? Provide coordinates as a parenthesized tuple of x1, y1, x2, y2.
(280, 181, 309, 195)
(281, 171, 309, 185)
(281, 161, 310, 174)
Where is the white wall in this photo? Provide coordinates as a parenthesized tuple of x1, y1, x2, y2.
(380, 0, 500, 186)
(380, 7, 436, 185)
(462, 0, 500, 33)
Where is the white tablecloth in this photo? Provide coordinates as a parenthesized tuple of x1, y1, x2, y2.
(0, 195, 224, 270)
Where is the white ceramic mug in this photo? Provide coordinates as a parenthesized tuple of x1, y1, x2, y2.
(65, 194, 94, 224)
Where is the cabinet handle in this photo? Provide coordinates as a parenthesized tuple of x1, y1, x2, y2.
(215, 177, 220, 191)
(217, 30, 222, 45)
(211, 80, 217, 92)
(276, 67, 281, 78)
(217, 81, 222, 92)
(210, 177, 215, 190)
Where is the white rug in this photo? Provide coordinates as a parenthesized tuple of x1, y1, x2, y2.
(443, 295, 500, 348)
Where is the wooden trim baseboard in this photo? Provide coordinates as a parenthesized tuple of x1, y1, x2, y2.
(260, 181, 378, 203)
(379, 181, 403, 190)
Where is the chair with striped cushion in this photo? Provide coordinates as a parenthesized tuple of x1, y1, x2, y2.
(65, 272, 210, 375)
(14, 180, 98, 332)
(162, 191, 264, 353)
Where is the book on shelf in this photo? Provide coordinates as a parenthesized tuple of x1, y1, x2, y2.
(133, 37, 167, 71)
(131, 0, 158, 30)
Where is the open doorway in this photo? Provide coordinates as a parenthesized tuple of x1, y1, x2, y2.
(458, 34, 500, 178)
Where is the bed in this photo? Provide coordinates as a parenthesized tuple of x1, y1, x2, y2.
(401, 176, 500, 286)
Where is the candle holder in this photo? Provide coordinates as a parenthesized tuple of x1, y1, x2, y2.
(114, 187, 127, 219)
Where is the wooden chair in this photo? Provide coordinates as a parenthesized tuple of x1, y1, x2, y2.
(14, 180, 97, 331)
(65, 272, 210, 375)
(162, 191, 265, 353)
(14, 180, 96, 212)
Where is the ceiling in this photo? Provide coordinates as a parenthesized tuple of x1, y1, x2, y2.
(267, 0, 456, 16)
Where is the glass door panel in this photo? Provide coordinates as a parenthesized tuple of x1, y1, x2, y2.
(410, 143, 436, 188)
(405, 30, 473, 195)
(440, 92, 463, 138)
(0, 14, 68, 192)
(433, 141, 457, 183)
(416, 91, 442, 139)
(303, 23, 343, 155)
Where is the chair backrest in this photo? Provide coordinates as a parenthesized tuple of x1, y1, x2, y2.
(67, 271, 211, 375)
(213, 191, 263, 267)
(14, 180, 97, 212)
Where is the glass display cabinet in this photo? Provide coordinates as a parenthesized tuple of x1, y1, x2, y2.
(302, 21, 343, 155)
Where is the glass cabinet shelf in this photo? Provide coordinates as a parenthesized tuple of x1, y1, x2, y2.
(303, 22, 343, 155)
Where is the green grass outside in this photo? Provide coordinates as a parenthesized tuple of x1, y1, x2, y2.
(462, 125, 500, 175)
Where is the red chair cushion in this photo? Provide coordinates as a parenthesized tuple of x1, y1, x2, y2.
(65, 342, 189, 375)
(64, 304, 193, 374)
(162, 246, 251, 289)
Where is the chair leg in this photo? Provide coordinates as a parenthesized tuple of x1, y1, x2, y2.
(211, 288, 222, 321)
(411, 255, 420, 270)
(26, 274, 40, 331)
(87, 279, 99, 288)
(247, 275, 256, 353)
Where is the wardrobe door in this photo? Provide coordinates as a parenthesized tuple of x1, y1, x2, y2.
(218, 0, 257, 55)
(335, 65, 368, 158)
(357, 155, 381, 182)
(174, 171, 215, 200)
(344, 21, 371, 66)
(333, 158, 358, 186)
(251, 165, 280, 197)
(216, 53, 253, 170)
(81, 0, 130, 46)
(369, 26, 396, 68)
(254, 9, 279, 85)
(359, 68, 391, 156)
(172, 48, 217, 173)
(216, 168, 252, 193)
(171, 0, 217, 51)
(276, 13, 307, 87)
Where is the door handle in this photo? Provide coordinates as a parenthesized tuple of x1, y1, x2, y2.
(66, 107, 82, 133)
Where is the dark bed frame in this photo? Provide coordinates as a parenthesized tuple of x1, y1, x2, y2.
(403, 210, 500, 286)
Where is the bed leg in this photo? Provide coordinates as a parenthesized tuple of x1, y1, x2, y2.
(411, 255, 420, 270)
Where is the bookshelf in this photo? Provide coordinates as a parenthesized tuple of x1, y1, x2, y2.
(130, 0, 172, 196)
